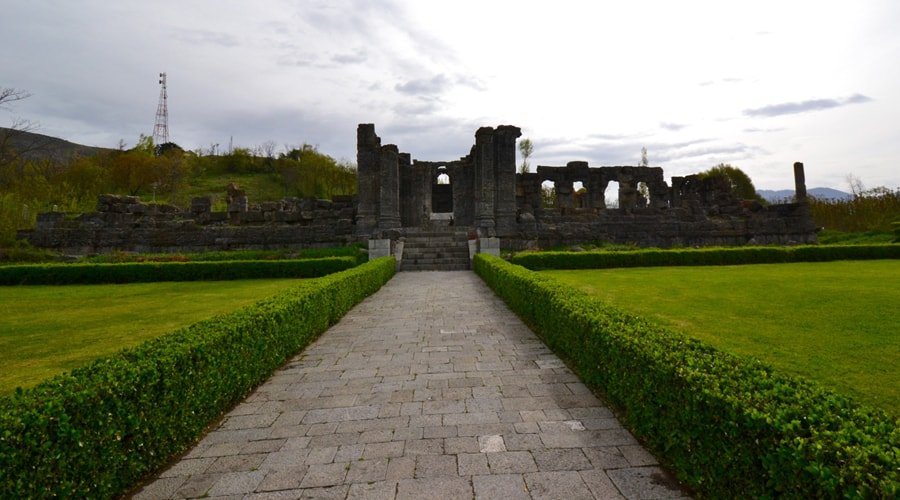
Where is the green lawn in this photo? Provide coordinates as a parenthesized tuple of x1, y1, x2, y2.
(0, 279, 304, 392)
(543, 260, 900, 415)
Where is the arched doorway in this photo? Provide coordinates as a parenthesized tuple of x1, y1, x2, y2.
(541, 180, 557, 208)
(605, 180, 620, 208)
(573, 181, 587, 208)
(432, 168, 453, 213)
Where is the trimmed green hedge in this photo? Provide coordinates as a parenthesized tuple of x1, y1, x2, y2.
(474, 254, 899, 497)
(0, 257, 396, 498)
(0, 256, 358, 285)
(510, 244, 900, 270)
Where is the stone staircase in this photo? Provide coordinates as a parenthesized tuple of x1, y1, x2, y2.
(400, 228, 472, 271)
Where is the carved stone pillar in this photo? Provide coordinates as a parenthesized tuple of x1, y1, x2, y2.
(793, 162, 807, 201)
(356, 124, 381, 234)
(474, 127, 496, 231)
(378, 144, 401, 229)
(494, 125, 521, 234)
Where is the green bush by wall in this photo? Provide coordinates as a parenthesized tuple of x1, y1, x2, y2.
(0, 257, 396, 498)
(0, 256, 358, 285)
(510, 244, 900, 270)
(474, 254, 898, 497)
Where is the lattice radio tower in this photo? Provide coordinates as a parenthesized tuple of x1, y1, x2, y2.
(152, 72, 169, 145)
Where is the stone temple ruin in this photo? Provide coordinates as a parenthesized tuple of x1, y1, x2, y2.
(20, 123, 817, 269)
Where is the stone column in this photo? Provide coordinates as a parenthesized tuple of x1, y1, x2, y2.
(670, 176, 683, 207)
(793, 162, 807, 201)
(494, 125, 522, 234)
(378, 144, 401, 229)
(556, 175, 574, 210)
(398, 152, 414, 226)
(356, 124, 381, 234)
(474, 127, 496, 231)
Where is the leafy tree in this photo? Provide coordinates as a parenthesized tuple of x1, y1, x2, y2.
(698, 163, 764, 202)
(518, 138, 533, 174)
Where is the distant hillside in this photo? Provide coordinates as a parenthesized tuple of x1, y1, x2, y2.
(0, 127, 113, 162)
(758, 187, 852, 203)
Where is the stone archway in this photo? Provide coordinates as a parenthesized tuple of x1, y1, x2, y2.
(432, 168, 453, 213)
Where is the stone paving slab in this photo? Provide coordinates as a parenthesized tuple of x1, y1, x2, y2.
(135, 271, 689, 499)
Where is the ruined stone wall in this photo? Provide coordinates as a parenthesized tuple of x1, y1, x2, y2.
(20, 192, 359, 255)
(357, 124, 520, 238)
(352, 124, 817, 247)
(506, 203, 817, 250)
(21, 125, 818, 255)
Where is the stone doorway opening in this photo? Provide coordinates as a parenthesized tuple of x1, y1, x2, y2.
(432, 168, 453, 214)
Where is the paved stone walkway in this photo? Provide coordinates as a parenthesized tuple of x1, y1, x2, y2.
(136, 271, 688, 499)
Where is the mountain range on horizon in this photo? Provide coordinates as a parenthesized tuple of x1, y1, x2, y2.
(757, 188, 853, 203)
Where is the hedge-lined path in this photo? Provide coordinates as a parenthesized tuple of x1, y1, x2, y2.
(136, 271, 689, 499)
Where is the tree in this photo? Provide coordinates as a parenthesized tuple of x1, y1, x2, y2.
(846, 174, 865, 198)
(0, 88, 37, 168)
(698, 163, 764, 202)
(518, 138, 533, 174)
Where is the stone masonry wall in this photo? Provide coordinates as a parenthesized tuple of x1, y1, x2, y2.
(20, 190, 358, 254)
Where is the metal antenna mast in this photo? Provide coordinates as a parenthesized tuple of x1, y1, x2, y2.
(152, 72, 169, 145)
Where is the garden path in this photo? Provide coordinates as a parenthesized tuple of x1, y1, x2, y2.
(136, 271, 689, 499)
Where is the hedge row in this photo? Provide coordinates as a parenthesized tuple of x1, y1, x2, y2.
(473, 254, 899, 498)
(510, 244, 900, 270)
(0, 256, 358, 285)
(0, 257, 396, 498)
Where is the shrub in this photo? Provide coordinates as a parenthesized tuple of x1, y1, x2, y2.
(0, 257, 396, 498)
(474, 254, 899, 497)
(510, 244, 900, 270)
(0, 256, 358, 285)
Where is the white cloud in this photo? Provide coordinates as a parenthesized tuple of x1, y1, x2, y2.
(0, 0, 897, 189)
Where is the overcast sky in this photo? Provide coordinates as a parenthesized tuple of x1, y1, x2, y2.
(2, 0, 898, 190)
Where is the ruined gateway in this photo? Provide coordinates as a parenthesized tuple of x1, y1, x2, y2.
(20, 124, 817, 266)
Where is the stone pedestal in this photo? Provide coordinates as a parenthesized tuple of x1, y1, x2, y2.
(369, 239, 391, 260)
(478, 237, 500, 256)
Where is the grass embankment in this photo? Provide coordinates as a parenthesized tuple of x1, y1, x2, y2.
(544, 260, 900, 414)
(0, 279, 303, 392)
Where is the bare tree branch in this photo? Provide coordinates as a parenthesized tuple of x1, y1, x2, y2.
(0, 88, 32, 111)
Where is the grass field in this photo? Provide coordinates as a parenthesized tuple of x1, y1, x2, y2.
(543, 260, 900, 415)
(0, 279, 304, 392)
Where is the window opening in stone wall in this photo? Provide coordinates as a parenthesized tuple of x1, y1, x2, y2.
(541, 180, 556, 208)
(605, 181, 620, 208)
(573, 181, 587, 209)
(432, 171, 453, 213)
(637, 181, 650, 208)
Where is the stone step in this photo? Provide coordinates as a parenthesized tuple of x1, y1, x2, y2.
(403, 252, 469, 261)
(402, 256, 470, 265)
(403, 231, 471, 239)
(403, 239, 464, 247)
(400, 227, 472, 271)
(401, 262, 470, 271)
(403, 235, 469, 243)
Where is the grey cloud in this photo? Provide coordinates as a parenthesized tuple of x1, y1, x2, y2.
(276, 53, 322, 68)
(332, 48, 368, 64)
(699, 78, 743, 87)
(744, 127, 785, 133)
(380, 117, 490, 161)
(654, 143, 764, 163)
(395, 74, 485, 96)
(171, 29, 240, 47)
(660, 122, 686, 131)
(395, 75, 451, 96)
(393, 97, 442, 115)
(531, 135, 749, 169)
(744, 94, 873, 117)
